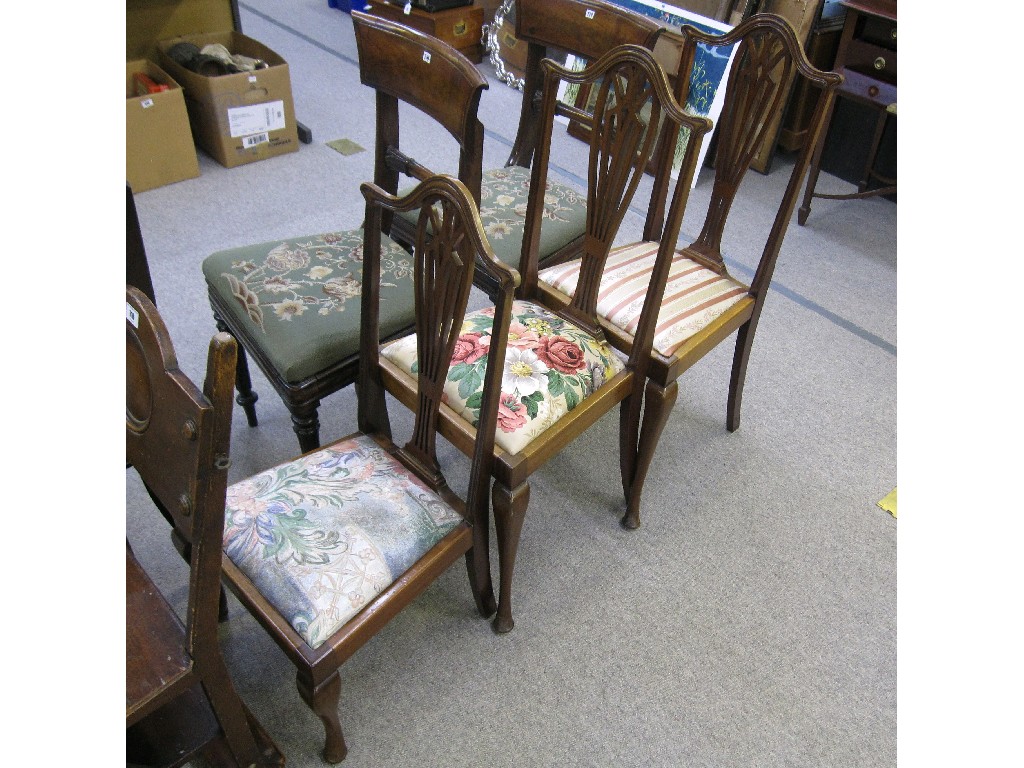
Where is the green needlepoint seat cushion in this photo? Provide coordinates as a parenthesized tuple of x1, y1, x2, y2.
(222, 434, 466, 650)
(202, 229, 415, 384)
(394, 166, 587, 267)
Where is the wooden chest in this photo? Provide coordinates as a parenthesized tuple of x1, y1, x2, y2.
(363, 2, 484, 64)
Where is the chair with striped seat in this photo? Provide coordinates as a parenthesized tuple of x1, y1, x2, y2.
(380, 44, 711, 633)
(201, 11, 487, 453)
(537, 14, 844, 528)
(389, 0, 664, 273)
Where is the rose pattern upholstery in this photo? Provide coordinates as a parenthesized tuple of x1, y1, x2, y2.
(202, 230, 416, 383)
(381, 300, 625, 455)
(222, 434, 465, 650)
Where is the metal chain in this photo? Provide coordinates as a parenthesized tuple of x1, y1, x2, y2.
(481, 0, 524, 90)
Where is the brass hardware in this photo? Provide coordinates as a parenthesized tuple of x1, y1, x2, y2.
(454, 20, 467, 36)
(874, 56, 886, 71)
(179, 493, 193, 517)
(214, 454, 232, 471)
(182, 419, 198, 440)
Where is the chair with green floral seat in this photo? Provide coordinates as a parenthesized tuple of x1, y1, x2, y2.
(379, 44, 712, 633)
(537, 15, 844, 529)
(201, 11, 487, 453)
(219, 173, 518, 763)
(389, 0, 664, 274)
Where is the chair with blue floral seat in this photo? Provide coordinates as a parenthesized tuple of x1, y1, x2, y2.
(218, 174, 517, 763)
(379, 44, 712, 633)
(536, 15, 845, 529)
(201, 11, 488, 453)
(389, 0, 664, 274)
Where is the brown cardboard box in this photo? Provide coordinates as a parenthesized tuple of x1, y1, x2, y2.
(126, 60, 200, 193)
(157, 31, 299, 169)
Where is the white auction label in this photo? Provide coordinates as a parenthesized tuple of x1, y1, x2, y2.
(227, 100, 286, 138)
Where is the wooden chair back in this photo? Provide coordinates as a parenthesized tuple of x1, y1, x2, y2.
(360, 174, 519, 514)
(523, 43, 712, 350)
(352, 10, 488, 207)
(507, 0, 663, 168)
(663, 14, 843, 295)
(126, 284, 275, 766)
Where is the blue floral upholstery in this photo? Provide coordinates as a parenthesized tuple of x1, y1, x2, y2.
(222, 434, 465, 650)
(381, 300, 625, 455)
(202, 229, 415, 384)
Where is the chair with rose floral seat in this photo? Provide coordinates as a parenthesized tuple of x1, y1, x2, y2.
(201, 11, 487, 453)
(537, 15, 844, 529)
(389, 0, 664, 274)
(378, 44, 712, 633)
(218, 174, 518, 763)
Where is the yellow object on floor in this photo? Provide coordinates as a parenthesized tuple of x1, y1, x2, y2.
(326, 138, 365, 156)
(877, 488, 897, 518)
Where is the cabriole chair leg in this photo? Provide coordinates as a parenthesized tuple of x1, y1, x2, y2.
(296, 669, 347, 764)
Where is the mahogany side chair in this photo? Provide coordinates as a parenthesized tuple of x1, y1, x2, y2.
(536, 14, 844, 528)
(378, 44, 712, 633)
(218, 174, 517, 763)
(201, 11, 488, 453)
(389, 0, 664, 272)
(126, 285, 283, 768)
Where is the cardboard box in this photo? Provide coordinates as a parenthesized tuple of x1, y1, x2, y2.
(157, 31, 299, 168)
(126, 60, 200, 193)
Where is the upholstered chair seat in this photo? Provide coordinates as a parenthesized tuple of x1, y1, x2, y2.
(381, 299, 625, 456)
(221, 434, 466, 650)
(203, 230, 416, 384)
(393, 165, 588, 270)
(538, 241, 751, 358)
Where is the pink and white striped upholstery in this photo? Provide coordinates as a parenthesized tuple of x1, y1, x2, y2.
(537, 242, 750, 357)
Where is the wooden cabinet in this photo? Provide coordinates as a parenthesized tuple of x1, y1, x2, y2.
(798, 0, 896, 224)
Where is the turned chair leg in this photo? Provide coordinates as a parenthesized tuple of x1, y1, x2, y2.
(621, 379, 678, 530)
(296, 669, 347, 764)
(727, 320, 757, 433)
(290, 402, 322, 454)
(214, 313, 259, 427)
(491, 480, 530, 634)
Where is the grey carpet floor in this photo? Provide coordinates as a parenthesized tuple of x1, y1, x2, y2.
(126, 2, 897, 765)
